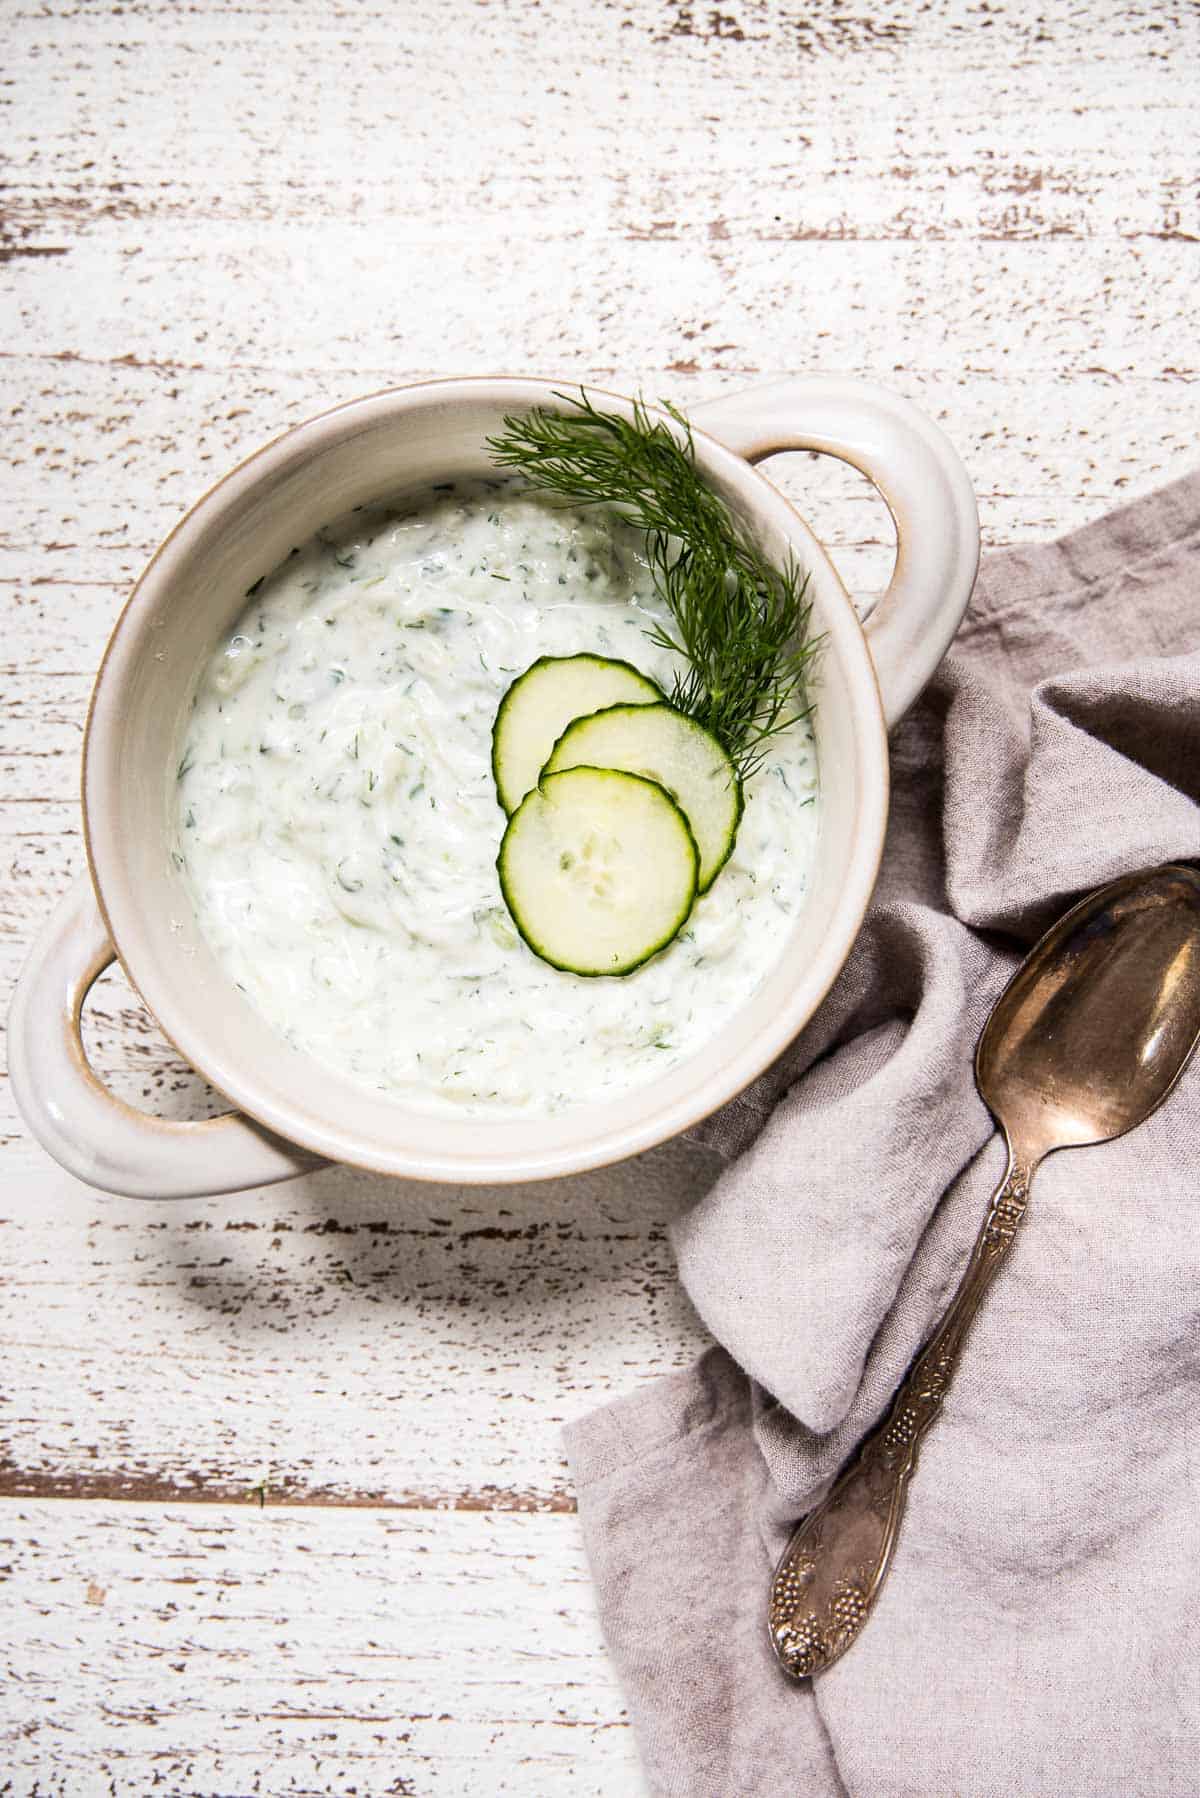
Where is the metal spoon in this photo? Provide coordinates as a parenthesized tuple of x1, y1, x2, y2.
(769, 862, 1200, 1680)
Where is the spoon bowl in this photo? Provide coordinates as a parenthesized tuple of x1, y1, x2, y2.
(977, 863, 1200, 1163)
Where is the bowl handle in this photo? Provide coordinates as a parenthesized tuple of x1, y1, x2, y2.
(689, 377, 979, 728)
(8, 877, 323, 1199)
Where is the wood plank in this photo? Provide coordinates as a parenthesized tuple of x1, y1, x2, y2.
(4, 240, 1198, 385)
(5, 3, 1196, 252)
(0, 1498, 643, 1795)
(0, 1132, 715, 1506)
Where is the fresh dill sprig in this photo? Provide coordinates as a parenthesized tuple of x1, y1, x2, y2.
(487, 389, 817, 780)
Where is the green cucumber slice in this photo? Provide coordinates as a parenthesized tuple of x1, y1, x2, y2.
(542, 702, 742, 892)
(497, 766, 699, 977)
(492, 654, 661, 815)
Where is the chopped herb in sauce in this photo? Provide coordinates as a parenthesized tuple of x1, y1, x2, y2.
(172, 478, 819, 1114)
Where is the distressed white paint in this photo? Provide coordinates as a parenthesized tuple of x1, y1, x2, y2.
(0, 1500, 644, 1795)
(2, 0, 1197, 1789)
(0, 1143, 715, 1505)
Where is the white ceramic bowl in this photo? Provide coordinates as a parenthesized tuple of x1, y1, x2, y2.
(9, 376, 978, 1197)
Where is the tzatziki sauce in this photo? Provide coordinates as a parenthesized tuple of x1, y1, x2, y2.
(173, 482, 819, 1115)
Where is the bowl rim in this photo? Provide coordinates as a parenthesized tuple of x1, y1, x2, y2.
(81, 374, 890, 1182)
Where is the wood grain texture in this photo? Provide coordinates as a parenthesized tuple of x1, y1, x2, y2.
(1, 1500, 643, 1795)
(3, 0, 1198, 1789)
(0, 1144, 715, 1507)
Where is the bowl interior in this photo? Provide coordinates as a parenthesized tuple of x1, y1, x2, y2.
(84, 380, 887, 1181)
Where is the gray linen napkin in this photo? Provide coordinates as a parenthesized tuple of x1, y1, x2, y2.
(564, 470, 1200, 1797)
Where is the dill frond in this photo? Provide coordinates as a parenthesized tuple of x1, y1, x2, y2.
(487, 390, 817, 779)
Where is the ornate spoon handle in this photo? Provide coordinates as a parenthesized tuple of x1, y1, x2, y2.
(769, 1150, 1033, 1679)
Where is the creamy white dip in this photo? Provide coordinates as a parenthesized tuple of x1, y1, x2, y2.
(173, 482, 819, 1115)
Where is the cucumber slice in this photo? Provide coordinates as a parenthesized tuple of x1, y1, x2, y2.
(497, 767, 699, 977)
(542, 702, 742, 892)
(492, 654, 661, 815)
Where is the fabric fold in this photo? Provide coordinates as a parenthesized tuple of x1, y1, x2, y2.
(566, 467, 1200, 1798)
(674, 902, 1004, 1434)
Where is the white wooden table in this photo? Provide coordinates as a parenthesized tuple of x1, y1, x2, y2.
(3, 3, 1196, 1791)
